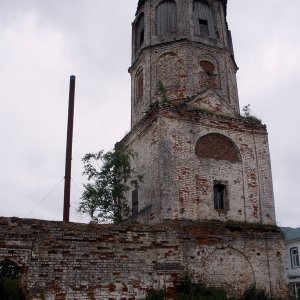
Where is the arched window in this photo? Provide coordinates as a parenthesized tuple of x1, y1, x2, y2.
(214, 183, 226, 209)
(156, 0, 177, 36)
(193, 0, 215, 38)
(135, 13, 145, 52)
(195, 133, 240, 162)
(135, 68, 144, 103)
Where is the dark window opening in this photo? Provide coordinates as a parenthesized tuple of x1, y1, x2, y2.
(199, 18, 208, 26)
(132, 189, 139, 221)
(199, 18, 209, 37)
(193, 0, 215, 38)
(139, 29, 144, 46)
(291, 247, 300, 268)
(214, 184, 226, 210)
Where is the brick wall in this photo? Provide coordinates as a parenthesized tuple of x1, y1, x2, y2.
(130, 0, 239, 127)
(195, 133, 240, 162)
(121, 106, 276, 225)
(0, 217, 288, 299)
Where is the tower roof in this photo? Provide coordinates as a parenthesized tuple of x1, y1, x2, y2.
(136, 0, 228, 15)
(137, 0, 145, 12)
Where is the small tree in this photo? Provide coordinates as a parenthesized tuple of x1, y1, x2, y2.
(145, 288, 165, 300)
(241, 104, 262, 123)
(242, 104, 251, 117)
(78, 146, 142, 224)
(156, 80, 170, 104)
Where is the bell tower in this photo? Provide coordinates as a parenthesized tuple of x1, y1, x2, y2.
(121, 0, 276, 226)
(130, 0, 239, 127)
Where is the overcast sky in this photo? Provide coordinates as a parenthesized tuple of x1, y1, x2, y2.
(0, 0, 299, 227)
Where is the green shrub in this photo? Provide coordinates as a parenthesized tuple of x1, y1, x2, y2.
(242, 285, 270, 300)
(143, 278, 282, 300)
(176, 274, 227, 300)
(145, 288, 165, 300)
(176, 283, 227, 300)
(0, 277, 24, 300)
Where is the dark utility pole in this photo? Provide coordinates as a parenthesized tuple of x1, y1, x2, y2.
(63, 75, 76, 222)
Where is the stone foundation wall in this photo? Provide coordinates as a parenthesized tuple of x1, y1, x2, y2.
(0, 217, 287, 299)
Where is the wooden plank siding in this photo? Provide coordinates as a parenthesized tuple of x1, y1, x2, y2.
(156, 1, 177, 36)
(193, 0, 216, 38)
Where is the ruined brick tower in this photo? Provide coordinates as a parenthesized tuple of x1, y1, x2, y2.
(122, 0, 276, 226)
(0, 1, 288, 298)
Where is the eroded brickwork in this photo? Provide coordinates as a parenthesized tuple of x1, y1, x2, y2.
(121, 106, 276, 225)
(130, 0, 239, 127)
(0, 1, 284, 299)
(195, 133, 240, 162)
(0, 217, 288, 299)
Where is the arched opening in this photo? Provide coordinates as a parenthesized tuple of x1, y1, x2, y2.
(193, 0, 215, 38)
(135, 13, 145, 52)
(199, 59, 219, 88)
(0, 259, 24, 299)
(200, 60, 215, 75)
(156, 0, 177, 36)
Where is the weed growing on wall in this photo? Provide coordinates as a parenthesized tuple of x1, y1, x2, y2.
(156, 80, 171, 104)
(242, 104, 262, 123)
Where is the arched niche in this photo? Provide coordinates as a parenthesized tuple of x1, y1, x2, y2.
(200, 55, 219, 87)
(156, 52, 184, 93)
(195, 133, 241, 162)
(201, 247, 255, 296)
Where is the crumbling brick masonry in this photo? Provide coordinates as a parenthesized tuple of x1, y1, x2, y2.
(0, 217, 287, 299)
